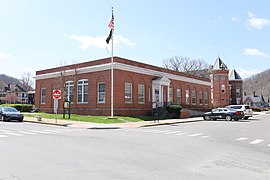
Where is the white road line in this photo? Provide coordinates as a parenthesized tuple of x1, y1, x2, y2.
(268, 144, 270, 147)
(43, 130, 62, 133)
(19, 131, 37, 135)
(236, 137, 248, 141)
(31, 130, 52, 134)
(0, 130, 13, 132)
(164, 131, 181, 135)
(201, 136, 209, 138)
(136, 129, 153, 132)
(188, 133, 204, 137)
(176, 132, 188, 136)
(153, 130, 169, 134)
(249, 139, 264, 144)
(4, 132, 23, 136)
(0, 134, 8, 138)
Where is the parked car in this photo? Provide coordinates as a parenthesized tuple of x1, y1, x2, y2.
(226, 105, 253, 120)
(0, 106, 24, 122)
(203, 108, 244, 121)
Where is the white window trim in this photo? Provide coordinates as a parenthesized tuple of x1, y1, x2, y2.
(186, 89, 190, 105)
(41, 88, 46, 104)
(97, 82, 106, 104)
(125, 83, 132, 104)
(177, 89, 181, 104)
(199, 91, 203, 105)
(169, 87, 173, 103)
(77, 79, 88, 104)
(205, 92, 208, 105)
(192, 90, 196, 105)
(65, 81, 74, 103)
(138, 84, 145, 104)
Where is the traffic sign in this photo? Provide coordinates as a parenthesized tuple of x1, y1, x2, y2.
(53, 89, 61, 99)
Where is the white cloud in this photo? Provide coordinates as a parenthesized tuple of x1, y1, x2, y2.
(236, 68, 260, 79)
(0, 51, 12, 60)
(243, 48, 270, 59)
(246, 11, 270, 29)
(67, 33, 136, 50)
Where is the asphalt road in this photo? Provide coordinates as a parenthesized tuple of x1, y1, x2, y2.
(0, 114, 270, 180)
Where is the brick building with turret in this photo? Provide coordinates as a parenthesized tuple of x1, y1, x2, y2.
(210, 56, 243, 108)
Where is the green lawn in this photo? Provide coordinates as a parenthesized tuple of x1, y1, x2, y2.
(24, 113, 159, 124)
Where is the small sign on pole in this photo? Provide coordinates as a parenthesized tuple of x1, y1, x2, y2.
(53, 89, 61, 99)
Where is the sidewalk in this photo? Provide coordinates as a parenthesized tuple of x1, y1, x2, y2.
(23, 116, 203, 129)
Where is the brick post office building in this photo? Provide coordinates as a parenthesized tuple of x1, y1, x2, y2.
(35, 57, 213, 116)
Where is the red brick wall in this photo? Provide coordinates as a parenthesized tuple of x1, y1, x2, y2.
(35, 57, 212, 116)
(229, 80, 243, 104)
(211, 69, 230, 108)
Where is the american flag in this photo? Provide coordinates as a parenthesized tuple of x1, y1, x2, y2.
(108, 13, 114, 30)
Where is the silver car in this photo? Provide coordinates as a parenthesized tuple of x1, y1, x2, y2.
(226, 105, 253, 120)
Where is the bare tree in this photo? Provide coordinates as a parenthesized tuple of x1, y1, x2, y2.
(20, 72, 34, 92)
(163, 56, 210, 78)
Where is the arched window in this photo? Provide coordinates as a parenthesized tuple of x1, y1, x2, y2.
(77, 79, 88, 103)
(221, 84, 225, 93)
(186, 88, 190, 105)
(65, 81, 74, 102)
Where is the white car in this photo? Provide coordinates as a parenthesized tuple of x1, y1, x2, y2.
(226, 105, 253, 120)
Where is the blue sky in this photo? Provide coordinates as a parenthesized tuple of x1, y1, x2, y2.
(0, 0, 270, 80)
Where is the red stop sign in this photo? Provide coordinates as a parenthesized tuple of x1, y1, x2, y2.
(53, 89, 61, 99)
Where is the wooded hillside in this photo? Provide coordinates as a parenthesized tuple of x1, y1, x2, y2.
(243, 69, 270, 98)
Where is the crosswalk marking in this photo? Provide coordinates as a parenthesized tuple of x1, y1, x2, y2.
(176, 132, 188, 136)
(236, 137, 248, 141)
(31, 130, 52, 134)
(153, 130, 169, 133)
(188, 133, 204, 137)
(164, 131, 181, 135)
(4, 132, 23, 136)
(0, 128, 77, 139)
(19, 131, 37, 135)
(43, 130, 61, 133)
(249, 139, 264, 144)
(0, 134, 8, 138)
(201, 136, 209, 138)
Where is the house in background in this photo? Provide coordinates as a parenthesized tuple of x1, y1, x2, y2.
(244, 92, 269, 108)
(0, 83, 29, 104)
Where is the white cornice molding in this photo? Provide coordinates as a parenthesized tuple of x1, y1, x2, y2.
(35, 62, 212, 86)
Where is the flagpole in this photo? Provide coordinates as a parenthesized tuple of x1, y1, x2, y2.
(110, 7, 114, 118)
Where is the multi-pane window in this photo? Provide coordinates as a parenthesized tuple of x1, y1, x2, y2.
(199, 91, 203, 105)
(221, 84, 225, 93)
(169, 88, 173, 103)
(65, 81, 74, 102)
(98, 82, 106, 103)
(77, 79, 88, 103)
(192, 90, 196, 105)
(125, 83, 132, 103)
(186, 89, 190, 105)
(205, 92, 208, 105)
(148, 88, 151, 103)
(220, 75, 225, 80)
(236, 88, 240, 95)
(41, 88, 46, 104)
(177, 89, 181, 104)
(138, 84, 145, 104)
